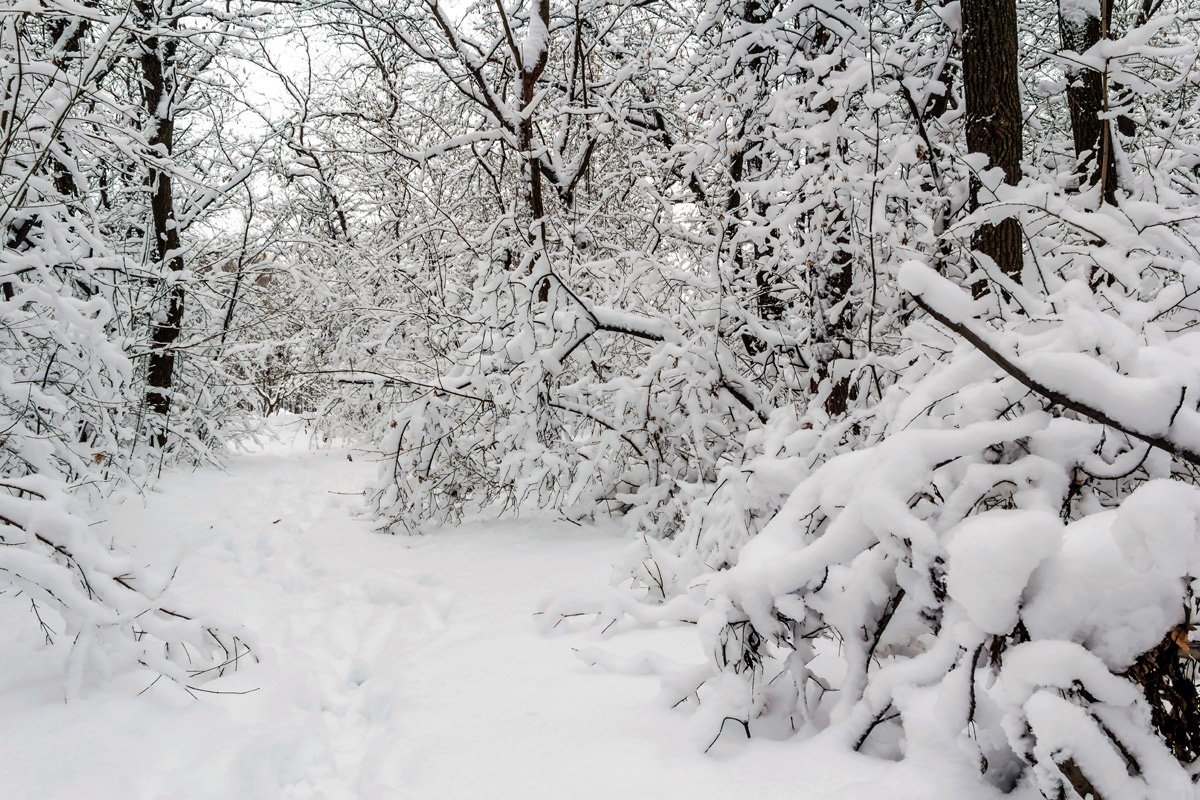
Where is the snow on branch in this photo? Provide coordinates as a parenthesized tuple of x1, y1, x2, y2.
(588, 304, 769, 423)
(899, 261, 1200, 467)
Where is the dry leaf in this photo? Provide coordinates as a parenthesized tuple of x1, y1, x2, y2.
(1171, 625, 1195, 659)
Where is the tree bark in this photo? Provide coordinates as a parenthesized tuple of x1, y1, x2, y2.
(962, 0, 1023, 287)
(138, 1, 185, 447)
(727, 0, 785, 360)
(518, 0, 549, 242)
(808, 24, 854, 414)
(1059, 0, 1117, 206)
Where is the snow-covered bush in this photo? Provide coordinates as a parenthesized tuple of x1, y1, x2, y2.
(542, 4, 1200, 796)
(0, 215, 252, 695)
(296, 0, 948, 535)
(0, 0, 252, 693)
(682, 252, 1200, 791)
(547, 246, 1200, 795)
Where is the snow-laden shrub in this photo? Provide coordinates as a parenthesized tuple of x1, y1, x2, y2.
(0, 8, 252, 693)
(614, 406, 817, 599)
(364, 253, 770, 533)
(544, 175, 1200, 792)
(684, 413, 1200, 797)
(0, 474, 253, 697)
(0, 246, 252, 695)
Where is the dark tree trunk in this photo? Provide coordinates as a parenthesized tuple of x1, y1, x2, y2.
(138, 3, 184, 447)
(49, 15, 88, 202)
(962, 0, 1024, 287)
(808, 25, 854, 415)
(519, 0, 549, 237)
(515, 0, 550, 303)
(1059, 0, 1117, 206)
(728, 0, 785, 360)
(820, 210, 854, 416)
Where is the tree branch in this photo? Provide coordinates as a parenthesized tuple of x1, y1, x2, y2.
(909, 293, 1200, 468)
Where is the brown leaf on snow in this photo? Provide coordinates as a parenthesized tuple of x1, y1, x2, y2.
(1171, 625, 1195, 659)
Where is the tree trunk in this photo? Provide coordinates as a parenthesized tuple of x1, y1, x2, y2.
(519, 0, 549, 243)
(517, 0, 550, 303)
(728, 0, 785, 360)
(962, 0, 1023, 287)
(809, 24, 854, 414)
(138, 3, 184, 447)
(1059, 0, 1117, 205)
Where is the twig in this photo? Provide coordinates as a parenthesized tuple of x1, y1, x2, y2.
(705, 716, 751, 753)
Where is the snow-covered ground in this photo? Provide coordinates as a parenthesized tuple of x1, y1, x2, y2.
(0, 423, 968, 799)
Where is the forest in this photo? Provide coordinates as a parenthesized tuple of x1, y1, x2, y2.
(4, 0, 1200, 797)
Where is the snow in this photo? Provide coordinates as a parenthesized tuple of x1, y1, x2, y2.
(0, 423, 935, 800)
(901, 261, 1200, 449)
(1058, 0, 1100, 28)
(945, 510, 1060, 635)
(520, 9, 548, 73)
(1021, 484, 1197, 671)
(1112, 479, 1200, 575)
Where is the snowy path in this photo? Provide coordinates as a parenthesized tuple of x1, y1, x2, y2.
(0, 433, 902, 799)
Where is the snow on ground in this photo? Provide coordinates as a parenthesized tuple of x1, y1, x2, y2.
(0, 421, 967, 799)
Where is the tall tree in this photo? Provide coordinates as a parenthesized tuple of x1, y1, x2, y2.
(131, 0, 257, 451)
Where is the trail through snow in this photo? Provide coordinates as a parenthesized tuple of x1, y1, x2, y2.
(0, 427, 944, 799)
